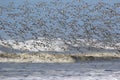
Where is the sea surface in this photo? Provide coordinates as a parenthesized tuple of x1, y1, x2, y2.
(0, 61, 120, 80)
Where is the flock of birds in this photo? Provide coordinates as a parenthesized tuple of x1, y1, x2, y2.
(0, 1, 120, 53)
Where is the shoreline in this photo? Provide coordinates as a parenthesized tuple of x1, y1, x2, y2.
(0, 53, 120, 63)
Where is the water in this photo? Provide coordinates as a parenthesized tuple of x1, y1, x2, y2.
(0, 61, 120, 80)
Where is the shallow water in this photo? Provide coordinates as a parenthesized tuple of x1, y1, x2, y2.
(0, 61, 120, 80)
